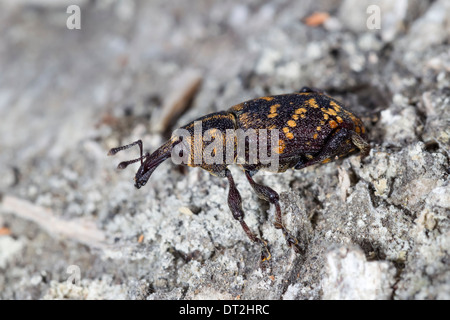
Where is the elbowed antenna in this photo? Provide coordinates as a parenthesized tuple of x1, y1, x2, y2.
(107, 140, 148, 169)
(108, 138, 179, 189)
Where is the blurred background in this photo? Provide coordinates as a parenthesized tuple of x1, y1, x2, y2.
(0, 0, 448, 300)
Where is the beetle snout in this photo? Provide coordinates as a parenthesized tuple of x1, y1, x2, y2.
(134, 174, 148, 189)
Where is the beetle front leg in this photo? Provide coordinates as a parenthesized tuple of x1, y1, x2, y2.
(244, 170, 301, 254)
(225, 169, 271, 262)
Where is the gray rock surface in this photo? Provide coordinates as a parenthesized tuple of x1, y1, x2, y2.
(0, 0, 448, 300)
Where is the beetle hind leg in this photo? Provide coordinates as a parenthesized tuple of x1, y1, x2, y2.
(294, 128, 368, 170)
(225, 169, 271, 263)
(244, 170, 301, 254)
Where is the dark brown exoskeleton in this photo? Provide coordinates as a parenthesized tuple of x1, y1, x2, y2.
(108, 87, 370, 262)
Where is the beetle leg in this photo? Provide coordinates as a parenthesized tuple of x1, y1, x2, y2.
(294, 128, 368, 170)
(244, 170, 301, 254)
(108, 140, 143, 159)
(225, 169, 271, 262)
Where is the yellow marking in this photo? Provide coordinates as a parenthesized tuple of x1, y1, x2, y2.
(239, 113, 251, 124)
(208, 128, 219, 135)
(316, 126, 321, 131)
(336, 116, 343, 123)
(329, 101, 341, 112)
(261, 96, 274, 101)
(283, 127, 290, 133)
(295, 107, 307, 114)
(355, 126, 361, 133)
(301, 114, 306, 119)
(306, 141, 311, 146)
(313, 133, 318, 139)
(320, 120, 325, 125)
(321, 107, 337, 116)
(361, 126, 366, 134)
(270, 104, 281, 114)
(292, 114, 299, 120)
(323, 113, 329, 120)
(268, 113, 278, 118)
(268, 124, 277, 130)
(287, 120, 297, 128)
(322, 158, 331, 164)
(307, 98, 319, 108)
(306, 155, 314, 159)
(274, 139, 286, 154)
(286, 132, 294, 139)
(298, 92, 310, 95)
(186, 113, 234, 129)
(230, 103, 244, 112)
(329, 120, 338, 129)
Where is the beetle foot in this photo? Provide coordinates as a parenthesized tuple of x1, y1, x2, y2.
(286, 235, 302, 254)
(258, 240, 271, 270)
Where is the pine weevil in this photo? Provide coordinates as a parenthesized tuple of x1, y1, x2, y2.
(108, 87, 370, 262)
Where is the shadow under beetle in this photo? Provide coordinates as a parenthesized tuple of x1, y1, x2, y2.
(108, 87, 370, 262)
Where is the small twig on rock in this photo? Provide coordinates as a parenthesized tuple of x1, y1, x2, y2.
(0, 195, 106, 249)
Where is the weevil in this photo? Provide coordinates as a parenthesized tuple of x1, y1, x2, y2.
(108, 87, 370, 262)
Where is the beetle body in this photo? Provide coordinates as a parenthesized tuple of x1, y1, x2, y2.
(108, 87, 370, 262)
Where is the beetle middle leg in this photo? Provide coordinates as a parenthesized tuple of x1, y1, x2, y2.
(224, 169, 271, 262)
(244, 170, 301, 254)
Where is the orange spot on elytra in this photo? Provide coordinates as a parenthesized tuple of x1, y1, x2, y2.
(268, 113, 278, 118)
(274, 139, 286, 154)
(286, 132, 294, 139)
(355, 126, 361, 133)
(322, 158, 331, 164)
(283, 127, 290, 133)
(307, 98, 319, 108)
(323, 113, 329, 120)
(316, 126, 321, 131)
(329, 101, 341, 112)
(329, 120, 338, 129)
(336, 116, 343, 123)
(287, 120, 297, 127)
(295, 107, 307, 114)
(292, 114, 299, 120)
(261, 96, 274, 101)
(313, 133, 318, 139)
(270, 104, 280, 114)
